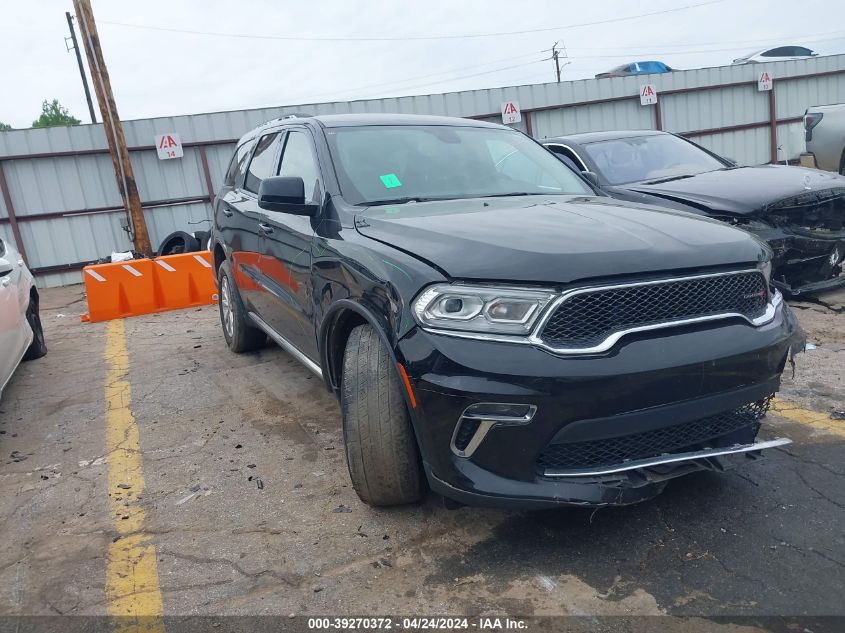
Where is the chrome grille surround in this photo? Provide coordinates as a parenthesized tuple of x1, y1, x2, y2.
(421, 270, 782, 356)
(537, 270, 770, 352)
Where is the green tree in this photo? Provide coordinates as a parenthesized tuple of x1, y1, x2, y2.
(32, 99, 81, 128)
(0, 122, 12, 131)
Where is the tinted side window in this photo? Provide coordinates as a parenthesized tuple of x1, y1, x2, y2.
(793, 47, 813, 56)
(223, 141, 254, 187)
(763, 47, 791, 57)
(244, 132, 282, 194)
(278, 131, 321, 203)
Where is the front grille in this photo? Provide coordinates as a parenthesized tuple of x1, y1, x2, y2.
(540, 272, 768, 349)
(538, 397, 772, 472)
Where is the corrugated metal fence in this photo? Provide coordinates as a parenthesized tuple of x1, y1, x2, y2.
(2, 55, 845, 287)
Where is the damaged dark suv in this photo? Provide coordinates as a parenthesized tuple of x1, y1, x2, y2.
(211, 113, 804, 509)
(544, 130, 845, 296)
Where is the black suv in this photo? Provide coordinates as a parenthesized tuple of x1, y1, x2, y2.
(210, 113, 803, 509)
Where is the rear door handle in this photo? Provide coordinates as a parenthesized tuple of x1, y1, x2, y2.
(258, 222, 274, 235)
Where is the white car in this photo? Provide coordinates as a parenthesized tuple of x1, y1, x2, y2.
(0, 237, 46, 399)
(804, 103, 845, 175)
(733, 46, 818, 64)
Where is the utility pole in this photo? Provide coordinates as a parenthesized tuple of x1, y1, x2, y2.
(65, 12, 97, 124)
(552, 42, 562, 82)
(72, 0, 152, 256)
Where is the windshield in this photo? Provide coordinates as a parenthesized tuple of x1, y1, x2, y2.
(324, 125, 591, 206)
(631, 61, 668, 73)
(581, 134, 726, 185)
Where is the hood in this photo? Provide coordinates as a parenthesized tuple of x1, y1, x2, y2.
(354, 196, 766, 285)
(623, 165, 845, 215)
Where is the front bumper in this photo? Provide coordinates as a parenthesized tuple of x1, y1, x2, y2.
(754, 228, 845, 296)
(398, 301, 804, 509)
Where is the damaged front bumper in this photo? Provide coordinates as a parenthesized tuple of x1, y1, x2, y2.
(542, 437, 791, 478)
(428, 438, 792, 509)
(753, 228, 845, 296)
(399, 299, 805, 509)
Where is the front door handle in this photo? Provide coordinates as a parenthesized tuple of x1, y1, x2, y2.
(258, 222, 274, 235)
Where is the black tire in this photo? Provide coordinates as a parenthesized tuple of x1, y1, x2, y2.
(157, 230, 201, 257)
(217, 260, 265, 353)
(341, 324, 424, 506)
(23, 294, 47, 361)
(193, 230, 211, 250)
(839, 150, 845, 176)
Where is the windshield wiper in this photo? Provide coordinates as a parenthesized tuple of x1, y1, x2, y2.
(481, 192, 536, 198)
(362, 196, 457, 207)
(640, 174, 697, 185)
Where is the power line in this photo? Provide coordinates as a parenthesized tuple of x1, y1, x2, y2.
(258, 57, 547, 109)
(225, 29, 845, 110)
(278, 51, 543, 104)
(565, 36, 845, 59)
(253, 31, 838, 107)
(563, 29, 845, 51)
(98, 0, 725, 42)
(352, 59, 548, 99)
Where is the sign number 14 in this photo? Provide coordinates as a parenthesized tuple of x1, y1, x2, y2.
(154, 133, 184, 160)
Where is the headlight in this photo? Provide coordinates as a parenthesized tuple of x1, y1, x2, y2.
(412, 284, 555, 335)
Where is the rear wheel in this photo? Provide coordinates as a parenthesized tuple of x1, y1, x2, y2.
(340, 324, 424, 506)
(23, 295, 47, 361)
(217, 260, 265, 353)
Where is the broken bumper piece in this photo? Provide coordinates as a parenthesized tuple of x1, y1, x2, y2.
(427, 438, 792, 510)
(542, 437, 792, 478)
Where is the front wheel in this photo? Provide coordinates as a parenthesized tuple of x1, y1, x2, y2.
(341, 324, 424, 506)
(217, 261, 265, 353)
(23, 295, 47, 361)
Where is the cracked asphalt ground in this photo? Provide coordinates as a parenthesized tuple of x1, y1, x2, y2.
(0, 286, 842, 623)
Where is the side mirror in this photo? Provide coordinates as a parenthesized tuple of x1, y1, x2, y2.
(258, 176, 318, 216)
(581, 171, 600, 188)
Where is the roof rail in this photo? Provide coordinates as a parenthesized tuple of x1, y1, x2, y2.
(258, 113, 315, 128)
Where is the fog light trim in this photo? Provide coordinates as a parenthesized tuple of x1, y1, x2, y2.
(450, 403, 537, 458)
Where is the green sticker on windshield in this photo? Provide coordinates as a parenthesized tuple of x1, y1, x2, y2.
(380, 173, 402, 188)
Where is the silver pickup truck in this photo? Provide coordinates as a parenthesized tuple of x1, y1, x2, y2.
(804, 104, 845, 175)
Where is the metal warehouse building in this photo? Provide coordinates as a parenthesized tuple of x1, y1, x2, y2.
(1, 54, 844, 287)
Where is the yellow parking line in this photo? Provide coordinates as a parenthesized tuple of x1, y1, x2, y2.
(770, 397, 845, 438)
(104, 320, 164, 631)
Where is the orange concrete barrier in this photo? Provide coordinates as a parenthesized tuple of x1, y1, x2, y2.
(81, 251, 218, 323)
